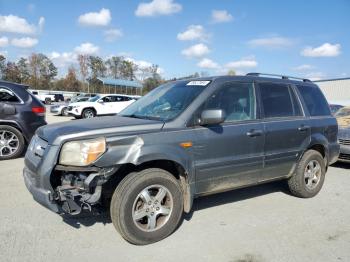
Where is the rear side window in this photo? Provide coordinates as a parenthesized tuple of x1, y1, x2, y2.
(259, 83, 302, 118)
(0, 88, 20, 103)
(296, 85, 330, 116)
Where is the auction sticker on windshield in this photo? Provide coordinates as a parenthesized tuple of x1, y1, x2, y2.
(186, 81, 211, 86)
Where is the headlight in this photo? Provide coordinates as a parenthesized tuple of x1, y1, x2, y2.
(59, 137, 106, 166)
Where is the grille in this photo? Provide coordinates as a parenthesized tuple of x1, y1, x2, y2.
(67, 106, 73, 111)
(339, 139, 350, 145)
(339, 153, 350, 160)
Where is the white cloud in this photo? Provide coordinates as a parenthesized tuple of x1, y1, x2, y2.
(293, 64, 314, 71)
(0, 15, 37, 34)
(38, 17, 45, 32)
(211, 10, 233, 23)
(104, 28, 123, 42)
(74, 42, 99, 55)
(301, 43, 341, 57)
(135, 0, 182, 17)
(304, 72, 326, 81)
(225, 56, 258, 69)
(0, 36, 9, 47)
(78, 8, 111, 26)
(248, 36, 294, 49)
(0, 50, 8, 56)
(49, 51, 77, 68)
(197, 58, 219, 69)
(177, 25, 209, 41)
(181, 43, 210, 58)
(11, 37, 38, 48)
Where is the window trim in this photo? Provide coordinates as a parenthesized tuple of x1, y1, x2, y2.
(0, 86, 23, 104)
(191, 80, 260, 127)
(256, 81, 305, 120)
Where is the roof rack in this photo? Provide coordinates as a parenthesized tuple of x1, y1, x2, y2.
(246, 72, 311, 82)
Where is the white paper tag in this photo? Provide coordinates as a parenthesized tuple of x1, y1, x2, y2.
(186, 81, 211, 86)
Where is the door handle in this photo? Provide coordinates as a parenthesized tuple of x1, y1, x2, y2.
(246, 129, 263, 137)
(298, 125, 310, 132)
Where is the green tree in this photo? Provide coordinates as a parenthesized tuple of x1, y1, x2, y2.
(88, 56, 106, 79)
(227, 69, 236, 76)
(120, 60, 136, 80)
(3, 62, 21, 83)
(105, 56, 123, 79)
(64, 66, 81, 92)
(17, 57, 30, 83)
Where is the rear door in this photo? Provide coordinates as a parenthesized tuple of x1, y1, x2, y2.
(257, 82, 310, 181)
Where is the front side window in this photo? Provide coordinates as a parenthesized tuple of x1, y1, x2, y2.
(260, 82, 302, 118)
(296, 84, 330, 116)
(202, 82, 256, 122)
(0, 88, 20, 103)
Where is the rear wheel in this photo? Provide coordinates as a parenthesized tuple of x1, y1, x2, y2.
(82, 108, 96, 119)
(288, 150, 326, 198)
(0, 125, 25, 160)
(110, 168, 183, 245)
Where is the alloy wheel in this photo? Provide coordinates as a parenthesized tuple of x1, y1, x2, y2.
(0, 130, 19, 157)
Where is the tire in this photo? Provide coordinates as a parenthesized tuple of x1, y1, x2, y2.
(45, 98, 51, 105)
(0, 125, 25, 160)
(288, 149, 326, 198)
(110, 168, 184, 245)
(61, 107, 68, 116)
(82, 108, 96, 119)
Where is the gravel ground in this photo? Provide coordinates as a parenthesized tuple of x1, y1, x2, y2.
(0, 112, 349, 262)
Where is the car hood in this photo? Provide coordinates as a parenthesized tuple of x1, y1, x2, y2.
(36, 115, 164, 145)
(68, 101, 94, 107)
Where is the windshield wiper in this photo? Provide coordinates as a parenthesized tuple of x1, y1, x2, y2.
(122, 114, 163, 121)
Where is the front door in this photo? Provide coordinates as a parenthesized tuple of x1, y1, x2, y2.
(193, 81, 265, 195)
(257, 82, 311, 181)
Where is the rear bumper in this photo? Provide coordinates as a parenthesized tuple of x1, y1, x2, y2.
(23, 167, 59, 213)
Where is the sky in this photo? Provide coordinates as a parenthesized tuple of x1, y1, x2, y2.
(0, 0, 349, 80)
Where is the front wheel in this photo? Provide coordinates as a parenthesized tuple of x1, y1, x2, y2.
(61, 107, 68, 116)
(110, 168, 184, 245)
(82, 108, 96, 119)
(288, 150, 326, 198)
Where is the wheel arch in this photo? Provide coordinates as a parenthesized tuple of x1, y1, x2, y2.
(0, 121, 27, 142)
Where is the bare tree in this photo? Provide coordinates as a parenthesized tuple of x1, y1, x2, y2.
(78, 54, 89, 92)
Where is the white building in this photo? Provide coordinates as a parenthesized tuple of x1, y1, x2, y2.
(314, 78, 350, 106)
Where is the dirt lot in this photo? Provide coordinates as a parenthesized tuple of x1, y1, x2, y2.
(0, 112, 349, 262)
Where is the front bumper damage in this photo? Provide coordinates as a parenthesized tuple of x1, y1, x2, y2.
(24, 164, 117, 215)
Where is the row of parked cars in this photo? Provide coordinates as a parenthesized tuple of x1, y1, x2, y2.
(50, 93, 139, 119)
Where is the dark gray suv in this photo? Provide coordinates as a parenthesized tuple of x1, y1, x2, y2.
(23, 73, 339, 245)
(0, 81, 46, 160)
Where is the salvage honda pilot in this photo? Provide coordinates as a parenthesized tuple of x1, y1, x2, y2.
(23, 73, 339, 245)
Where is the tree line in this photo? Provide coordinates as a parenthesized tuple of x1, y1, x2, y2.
(0, 53, 163, 95)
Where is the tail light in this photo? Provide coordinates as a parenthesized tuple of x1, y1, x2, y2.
(32, 106, 46, 116)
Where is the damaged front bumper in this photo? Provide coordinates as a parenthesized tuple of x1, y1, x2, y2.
(23, 164, 117, 215)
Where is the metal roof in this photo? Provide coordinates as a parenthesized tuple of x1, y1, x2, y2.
(97, 77, 142, 88)
(314, 77, 350, 82)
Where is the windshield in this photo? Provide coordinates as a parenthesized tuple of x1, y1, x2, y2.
(120, 81, 207, 121)
(89, 95, 101, 102)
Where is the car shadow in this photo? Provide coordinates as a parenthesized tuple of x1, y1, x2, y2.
(330, 161, 350, 169)
(61, 180, 290, 229)
(183, 180, 289, 221)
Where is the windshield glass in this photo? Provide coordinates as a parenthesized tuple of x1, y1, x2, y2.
(89, 95, 101, 102)
(120, 81, 207, 121)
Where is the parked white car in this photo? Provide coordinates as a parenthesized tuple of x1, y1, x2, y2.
(67, 94, 136, 119)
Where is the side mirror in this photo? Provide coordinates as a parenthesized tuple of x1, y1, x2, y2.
(97, 100, 104, 103)
(200, 109, 226, 126)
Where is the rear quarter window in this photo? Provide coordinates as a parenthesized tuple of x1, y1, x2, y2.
(0, 87, 21, 103)
(296, 85, 330, 116)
